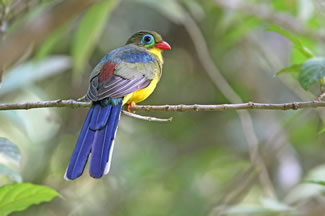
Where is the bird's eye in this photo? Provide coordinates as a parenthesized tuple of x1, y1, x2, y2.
(141, 34, 154, 45)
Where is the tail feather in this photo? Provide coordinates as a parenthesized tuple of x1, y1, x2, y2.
(89, 104, 111, 130)
(65, 100, 122, 180)
(65, 107, 95, 180)
(89, 104, 122, 178)
(104, 108, 121, 175)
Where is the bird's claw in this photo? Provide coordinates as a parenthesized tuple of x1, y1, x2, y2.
(127, 102, 136, 113)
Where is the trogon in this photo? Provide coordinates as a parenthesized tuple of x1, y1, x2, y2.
(65, 31, 171, 180)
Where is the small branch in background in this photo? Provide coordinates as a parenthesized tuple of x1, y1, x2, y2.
(209, 167, 258, 216)
(181, 7, 276, 199)
(318, 92, 325, 101)
(122, 110, 172, 122)
(214, 0, 325, 41)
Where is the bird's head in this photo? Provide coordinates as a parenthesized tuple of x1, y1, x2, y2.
(126, 31, 171, 51)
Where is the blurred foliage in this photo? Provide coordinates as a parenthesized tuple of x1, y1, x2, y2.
(1, 0, 325, 215)
(0, 137, 21, 183)
(266, 25, 313, 59)
(72, 0, 119, 80)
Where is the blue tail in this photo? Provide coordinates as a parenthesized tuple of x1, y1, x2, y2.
(65, 99, 122, 180)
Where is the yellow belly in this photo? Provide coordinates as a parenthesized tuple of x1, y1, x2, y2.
(123, 77, 159, 105)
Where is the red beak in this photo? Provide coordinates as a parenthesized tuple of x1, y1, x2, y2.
(155, 41, 171, 50)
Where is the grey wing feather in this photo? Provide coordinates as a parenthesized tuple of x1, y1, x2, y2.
(97, 76, 151, 98)
(86, 76, 151, 101)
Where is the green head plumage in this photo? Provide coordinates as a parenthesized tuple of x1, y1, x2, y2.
(126, 31, 171, 51)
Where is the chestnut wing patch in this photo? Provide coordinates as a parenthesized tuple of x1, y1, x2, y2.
(98, 62, 117, 83)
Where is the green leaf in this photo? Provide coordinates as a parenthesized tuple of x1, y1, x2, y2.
(0, 138, 21, 166)
(298, 57, 325, 90)
(0, 164, 22, 183)
(266, 25, 313, 58)
(72, 0, 118, 80)
(0, 56, 72, 96)
(271, 0, 297, 15)
(319, 126, 325, 134)
(276, 64, 302, 76)
(0, 183, 59, 216)
(290, 36, 316, 64)
(320, 77, 325, 86)
(307, 15, 321, 30)
(304, 180, 325, 186)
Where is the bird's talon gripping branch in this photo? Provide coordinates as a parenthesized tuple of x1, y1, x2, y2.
(127, 102, 136, 113)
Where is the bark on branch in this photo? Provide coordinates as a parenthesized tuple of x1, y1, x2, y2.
(1, 99, 325, 111)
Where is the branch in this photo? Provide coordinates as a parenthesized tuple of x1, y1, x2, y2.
(0, 99, 90, 110)
(132, 101, 325, 111)
(1, 99, 325, 111)
(0, 99, 173, 122)
(121, 110, 172, 122)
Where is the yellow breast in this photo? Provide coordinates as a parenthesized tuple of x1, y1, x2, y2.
(122, 47, 163, 105)
(123, 76, 159, 105)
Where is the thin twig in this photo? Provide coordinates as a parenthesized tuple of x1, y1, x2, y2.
(121, 110, 172, 122)
(318, 92, 325, 101)
(209, 167, 258, 216)
(0, 99, 325, 111)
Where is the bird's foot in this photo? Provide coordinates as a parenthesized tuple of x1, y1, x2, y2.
(127, 102, 136, 113)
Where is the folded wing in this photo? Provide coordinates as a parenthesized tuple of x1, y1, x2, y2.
(86, 45, 160, 101)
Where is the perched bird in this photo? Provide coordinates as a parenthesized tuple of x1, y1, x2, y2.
(65, 31, 171, 180)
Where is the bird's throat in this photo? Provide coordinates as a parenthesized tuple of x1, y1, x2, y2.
(148, 47, 164, 63)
